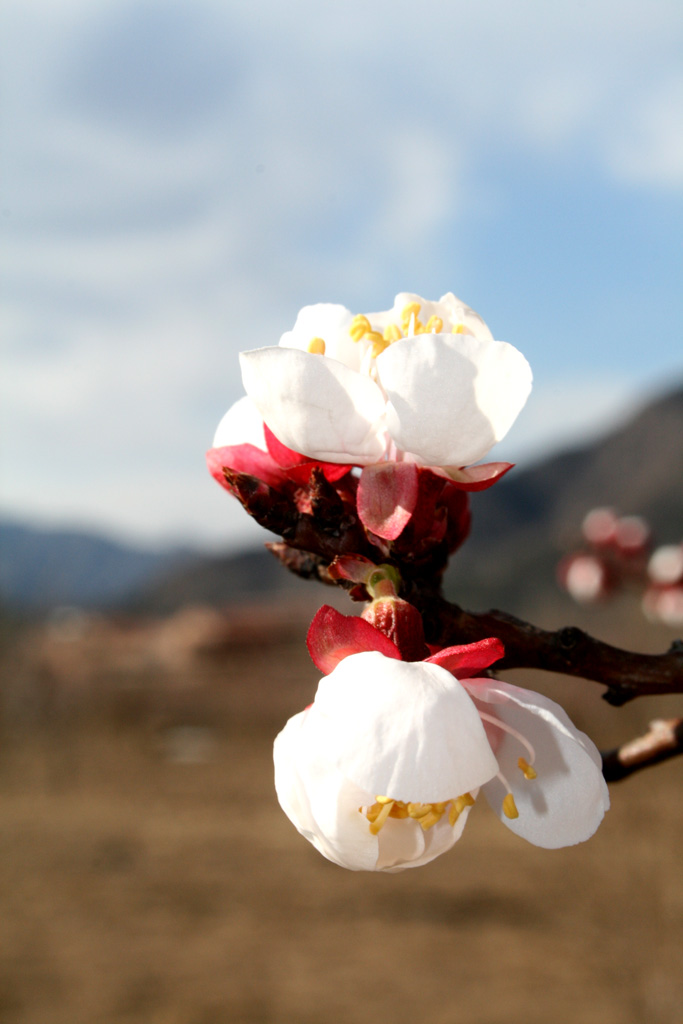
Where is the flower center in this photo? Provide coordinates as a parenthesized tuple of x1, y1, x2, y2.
(349, 302, 473, 358)
(306, 302, 474, 363)
(362, 792, 476, 835)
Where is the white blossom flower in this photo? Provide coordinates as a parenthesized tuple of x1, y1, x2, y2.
(274, 648, 609, 872)
(239, 292, 532, 472)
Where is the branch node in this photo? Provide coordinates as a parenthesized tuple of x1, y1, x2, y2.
(602, 686, 637, 707)
(558, 626, 584, 650)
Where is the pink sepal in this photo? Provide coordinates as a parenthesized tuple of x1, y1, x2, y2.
(306, 605, 402, 675)
(425, 637, 505, 678)
(328, 555, 376, 584)
(357, 462, 419, 540)
(264, 424, 352, 483)
(444, 462, 514, 492)
(206, 445, 288, 492)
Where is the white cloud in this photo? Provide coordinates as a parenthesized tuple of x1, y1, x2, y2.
(604, 74, 683, 189)
(2, 0, 682, 548)
(514, 72, 602, 151)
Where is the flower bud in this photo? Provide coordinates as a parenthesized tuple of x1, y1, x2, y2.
(361, 595, 429, 662)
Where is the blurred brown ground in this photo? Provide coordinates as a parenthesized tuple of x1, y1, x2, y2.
(0, 598, 681, 1024)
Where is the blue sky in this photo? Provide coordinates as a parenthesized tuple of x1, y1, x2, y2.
(2, 0, 682, 551)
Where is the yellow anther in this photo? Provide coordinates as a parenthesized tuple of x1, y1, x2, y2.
(364, 794, 472, 834)
(518, 757, 537, 780)
(400, 301, 421, 323)
(412, 319, 426, 334)
(383, 323, 403, 342)
(307, 336, 326, 355)
(454, 793, 475, 815)
(368, 331, 390, 358)
(369, 800, 395, 835)
(452, 322, 473, 335)
(349, 315, 371, 342)
(502, 793, 519, 819)
(425, 315, 443, 334)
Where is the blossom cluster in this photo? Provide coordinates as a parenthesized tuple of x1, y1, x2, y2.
(558, 506, 683, 626)
(208, 292, 610, 871)
(208, 292, 531, 547)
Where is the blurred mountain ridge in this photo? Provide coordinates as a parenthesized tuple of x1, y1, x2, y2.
(0, 522, 191, 612)
(1, 383, 681, 617)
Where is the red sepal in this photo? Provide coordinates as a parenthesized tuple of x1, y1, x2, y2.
(206, 445, 288, 492)
(328, 554, 377, 583)
(425, 637, 505, 678)
(306, 605, 402, 675)
(445, 462, 514, 492)
(263, 424, 352, 483)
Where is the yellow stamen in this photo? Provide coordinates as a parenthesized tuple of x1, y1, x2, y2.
(349, 315, 371, 342)
(364, 792, 476, 835)
(518, 757, 537, 780)
(503, 793, 519, 819)
(307, 336, 326, 355)
(391, 804, 410, 819)
(367, 330, 389, 358)
(425, 315, 443, 333)
(369, 800, 395, 835)
(452, 322, 473, 335)
(454, 793, 475, 815)
(400, 301, 421, 324)
(383, 323, 403, 342)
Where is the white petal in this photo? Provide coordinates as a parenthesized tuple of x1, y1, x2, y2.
(273, 711, 322, 846)
(376, 333, 532, 467)
(279, 302, 361, 371)
(240, 347, 387, 463)
(312, 652, 499, 802)
(274, 709, 379, 870)
(471, 681, 609, 849)
(274, 703, 478, 873)
(212, 395, 266, 450)
(436, 292, 494, 341)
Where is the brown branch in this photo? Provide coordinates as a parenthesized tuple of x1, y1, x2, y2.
(225, 471, 683, 704)
(223, 469, 377, 563)
(601, 719, 683, 781)
(417, 594, 683, 705)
